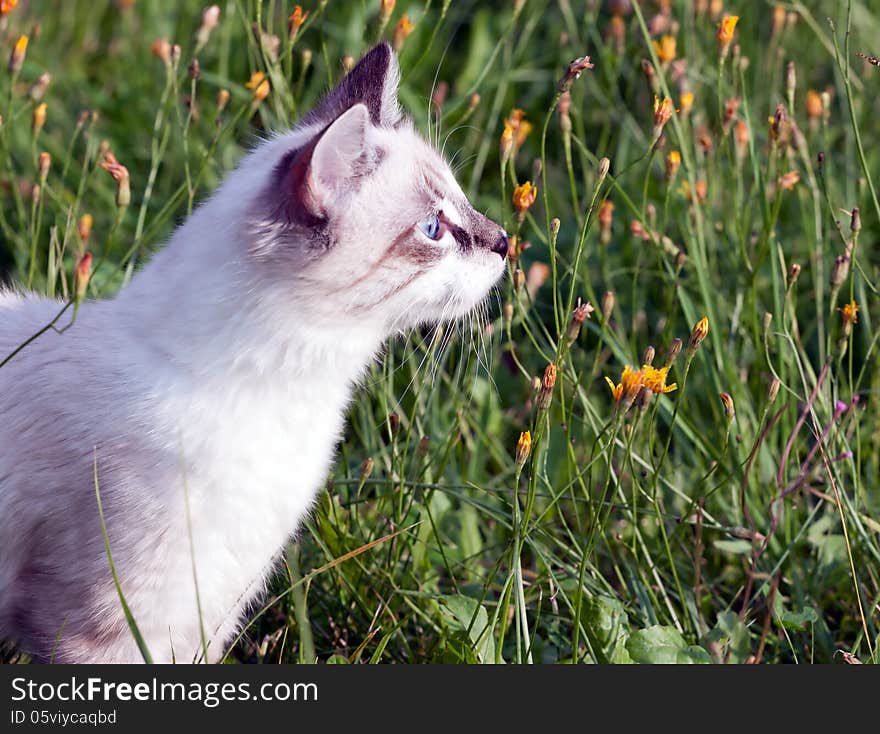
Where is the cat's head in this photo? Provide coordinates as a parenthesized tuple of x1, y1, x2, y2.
(245, 43, 507, 331)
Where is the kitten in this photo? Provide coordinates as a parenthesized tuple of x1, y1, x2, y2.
(0, 43, 507, 663)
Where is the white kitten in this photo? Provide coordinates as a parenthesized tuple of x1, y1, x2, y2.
(0, 43, 507, 663)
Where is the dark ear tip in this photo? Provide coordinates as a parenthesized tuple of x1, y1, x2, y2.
(358, 42, 394, 71)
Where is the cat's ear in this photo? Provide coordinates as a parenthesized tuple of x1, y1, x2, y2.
(310, 103, 370, 197)
(275, 103, 372, 225)
(305, 42, 402, 127)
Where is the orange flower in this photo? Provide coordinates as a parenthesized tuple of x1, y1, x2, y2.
(78, 213, 93, 242)
(393, 15, 414, 51)
(1, 0, 19, 17)
(288, 5, 309, 37)
(150, 38, 172, 65)
(805, 90, 823, 119)
(641, 364, 677, 394)
(652, 35, 677, 64)
(500, 124, 514, 161)
(32, 102, 47, 134)
(245, 70, 266, 90)
(840, 300, 859, 326)
(777, 170, 800, 191)
(515, 431, 532, 467)
(716, 15, 739, 51)
(512, 181, 537, 216)
(653, 96, 674, 137)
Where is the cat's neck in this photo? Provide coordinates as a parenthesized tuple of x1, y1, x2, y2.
(109, 216, 385, 389)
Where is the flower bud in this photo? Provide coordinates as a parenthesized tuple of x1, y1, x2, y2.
(601, 291, 615, 322)
(719, 392, 735, 420)
(767, 377, 781, 405)
(536, 363, 557, 411)
(515, 431, 532, 467)
(688, 316, 709, 352)
(513, 268, 525, 291)
(37, 151, 50, 181)
(28, 72, 50, 101)
(74, 252, 92, 304)
(360, 457, 374, 481)
(831, 255, 848, 287)
(78, 213, 93, 242)
(787, 262, 801, 288)
(9, 34, 27, 74)
(32, 102, 46, 135)
(850, 207, 861, 234)
(642, 345, 655, 366)
(664, 338, 682, 367)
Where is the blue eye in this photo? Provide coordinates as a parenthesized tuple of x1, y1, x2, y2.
(417, 214, 442, 240)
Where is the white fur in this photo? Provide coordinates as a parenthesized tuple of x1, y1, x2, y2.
(0, 50, 505, 663)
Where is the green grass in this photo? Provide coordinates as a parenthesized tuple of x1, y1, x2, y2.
(2, 0, 879, 664)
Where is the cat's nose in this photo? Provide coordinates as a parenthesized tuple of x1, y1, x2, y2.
(491, 230, 509, 258)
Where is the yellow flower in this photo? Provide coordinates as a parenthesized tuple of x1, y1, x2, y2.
(245, 71, 266, 90)
(605, 365, 644, 405)
(500, 124, 514, 160)
(840, 300, 859, 326)
(78, 213, 93, 242)
(641, 364, 677, 394)
(253, 78, 270, 102)
(716, 15, 739, 49)
(652, 35, 677, 64)
(665, 150, 681, 181)
(512, 181, 537, 215)
(679, 91, 694, 115)
(515, 431, 532, 467)
(32, 102, 47, 134)
(8, 34, 27, 73)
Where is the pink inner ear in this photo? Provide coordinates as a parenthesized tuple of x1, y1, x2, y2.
(310, 104, 369, 195)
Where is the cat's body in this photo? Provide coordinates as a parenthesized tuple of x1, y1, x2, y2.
(0, 44, 506, 662)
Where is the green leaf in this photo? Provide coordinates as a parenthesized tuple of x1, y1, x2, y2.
(779, 606, 819, 630)
(626, 626, 711, 664)
(438, 594, 497, 664)
(713, 539, 754, 555)
(581, 595, 633, 664)
(702, 612, 751, 663)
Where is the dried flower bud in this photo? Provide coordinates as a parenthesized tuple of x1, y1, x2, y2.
(558, 91, 572, 133)
(30, 183, 40, 205)
(99, 151, 131, 208)
(170, 44, 181, 70)
(387, 412, 400, 438)
(78, 213, 93, 242)
(513, 268, 525, 291)
(418, 435, 430, 458)
(767, 376, 781, 405)
(550, 218, 560, 236)
(360, 457, 374, 481)
(28, 72, 50, 101)
(188, 58, 200, 80)
(830, 255, 849, 287)
(642, 345, 656, 365)
(515, 431, 532, 467)
(503, 302, 513, 326)
(719, 392, 735, 420)
(536, 363, 557, 410)
(9, 34, 27, 74)
(762, 312, 773, 334)
(467, 93, 480, 113)
(664, 337, 683, 367)
(787, 262, 801, 288)
(601, 291, 615, 321)
(74, 252, 92, 303)
(151, 38, 172, 66)
(598, 199, 614, 244)
(785, 61, 796, 102)
(566, 299, 594, 344)
(688, 315, 709, 353)
(597, 156, 610, 184)
(558, 55, 594, 93)
(850, 207, 861, 234)
(652, 96, 674, 139)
